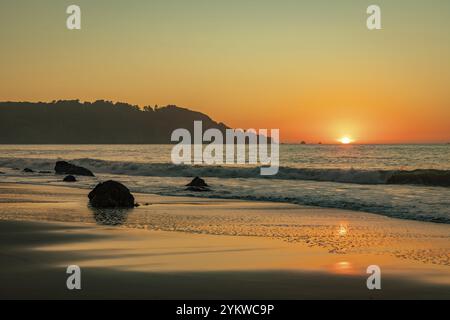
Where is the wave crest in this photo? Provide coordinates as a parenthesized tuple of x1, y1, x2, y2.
(1, 157, 449, 187)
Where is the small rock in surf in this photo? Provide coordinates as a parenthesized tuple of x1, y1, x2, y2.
(63, 175, 77, 182)
(55, 161, 94, 177)
(186, 177, 210, 192)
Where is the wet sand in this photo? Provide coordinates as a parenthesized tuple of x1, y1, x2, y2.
(0, 182, 449, 299)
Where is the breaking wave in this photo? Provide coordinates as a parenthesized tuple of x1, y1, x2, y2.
(0, 157, 449, 187)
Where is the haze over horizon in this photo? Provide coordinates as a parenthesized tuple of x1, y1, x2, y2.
(1, 0, 450, 144)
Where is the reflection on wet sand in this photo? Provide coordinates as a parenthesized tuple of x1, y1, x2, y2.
(90, 206, 132, 226)
(331, 261, 355, 275)
(338, 223, 348, 237)
(0, 183, 449, 269)
(0, 183, 450, 299)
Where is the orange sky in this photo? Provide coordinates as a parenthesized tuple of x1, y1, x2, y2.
(0, 0, 449, 143)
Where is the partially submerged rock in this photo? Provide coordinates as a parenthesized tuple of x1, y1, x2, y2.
(186, 177, 208, 187)
(55, 161, 94, 177)
(39, 170, 52, 174)
(88, 180, 135, 208)
(23, 168, 34, 173)
(63, 175, 77, 182)
(186, 177, 210, 192)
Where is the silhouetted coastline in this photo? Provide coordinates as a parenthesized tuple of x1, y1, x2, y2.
(0, 100, 229, 144)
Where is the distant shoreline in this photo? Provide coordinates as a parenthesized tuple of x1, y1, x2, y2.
(0, 100, 229, 144)
(1, 101, 449, 145)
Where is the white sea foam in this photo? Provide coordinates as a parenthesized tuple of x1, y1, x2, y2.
(1, 156, 448, 186)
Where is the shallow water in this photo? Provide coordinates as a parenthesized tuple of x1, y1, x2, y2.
(0, 144, 449, 223)
(0, 183, 448, 268)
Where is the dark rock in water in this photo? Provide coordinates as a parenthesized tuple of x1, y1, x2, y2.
(63, 175, 77, 182)
(88, 180, 135, 208)
(134, 203, 140, 207)
(55, 161, 94, 177)
(0, 172, 4, 174)
(23, 168, 34, 173)
(186, 177, 208, 187)
(186, 177, 210, 192)
(39, 170, 52, 174)
(387, 169, 450, 187)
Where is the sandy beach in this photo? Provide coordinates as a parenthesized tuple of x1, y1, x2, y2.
(0, 182, 449, 299)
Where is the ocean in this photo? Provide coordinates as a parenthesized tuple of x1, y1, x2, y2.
(0, 144, 449, 224)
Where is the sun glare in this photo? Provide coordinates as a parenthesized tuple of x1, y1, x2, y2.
(339, 136, 353, 144)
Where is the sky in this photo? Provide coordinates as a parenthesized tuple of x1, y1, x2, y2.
(1, 0, 449, 143)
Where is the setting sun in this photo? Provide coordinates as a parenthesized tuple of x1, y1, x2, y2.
(338, 137, 353, 144)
